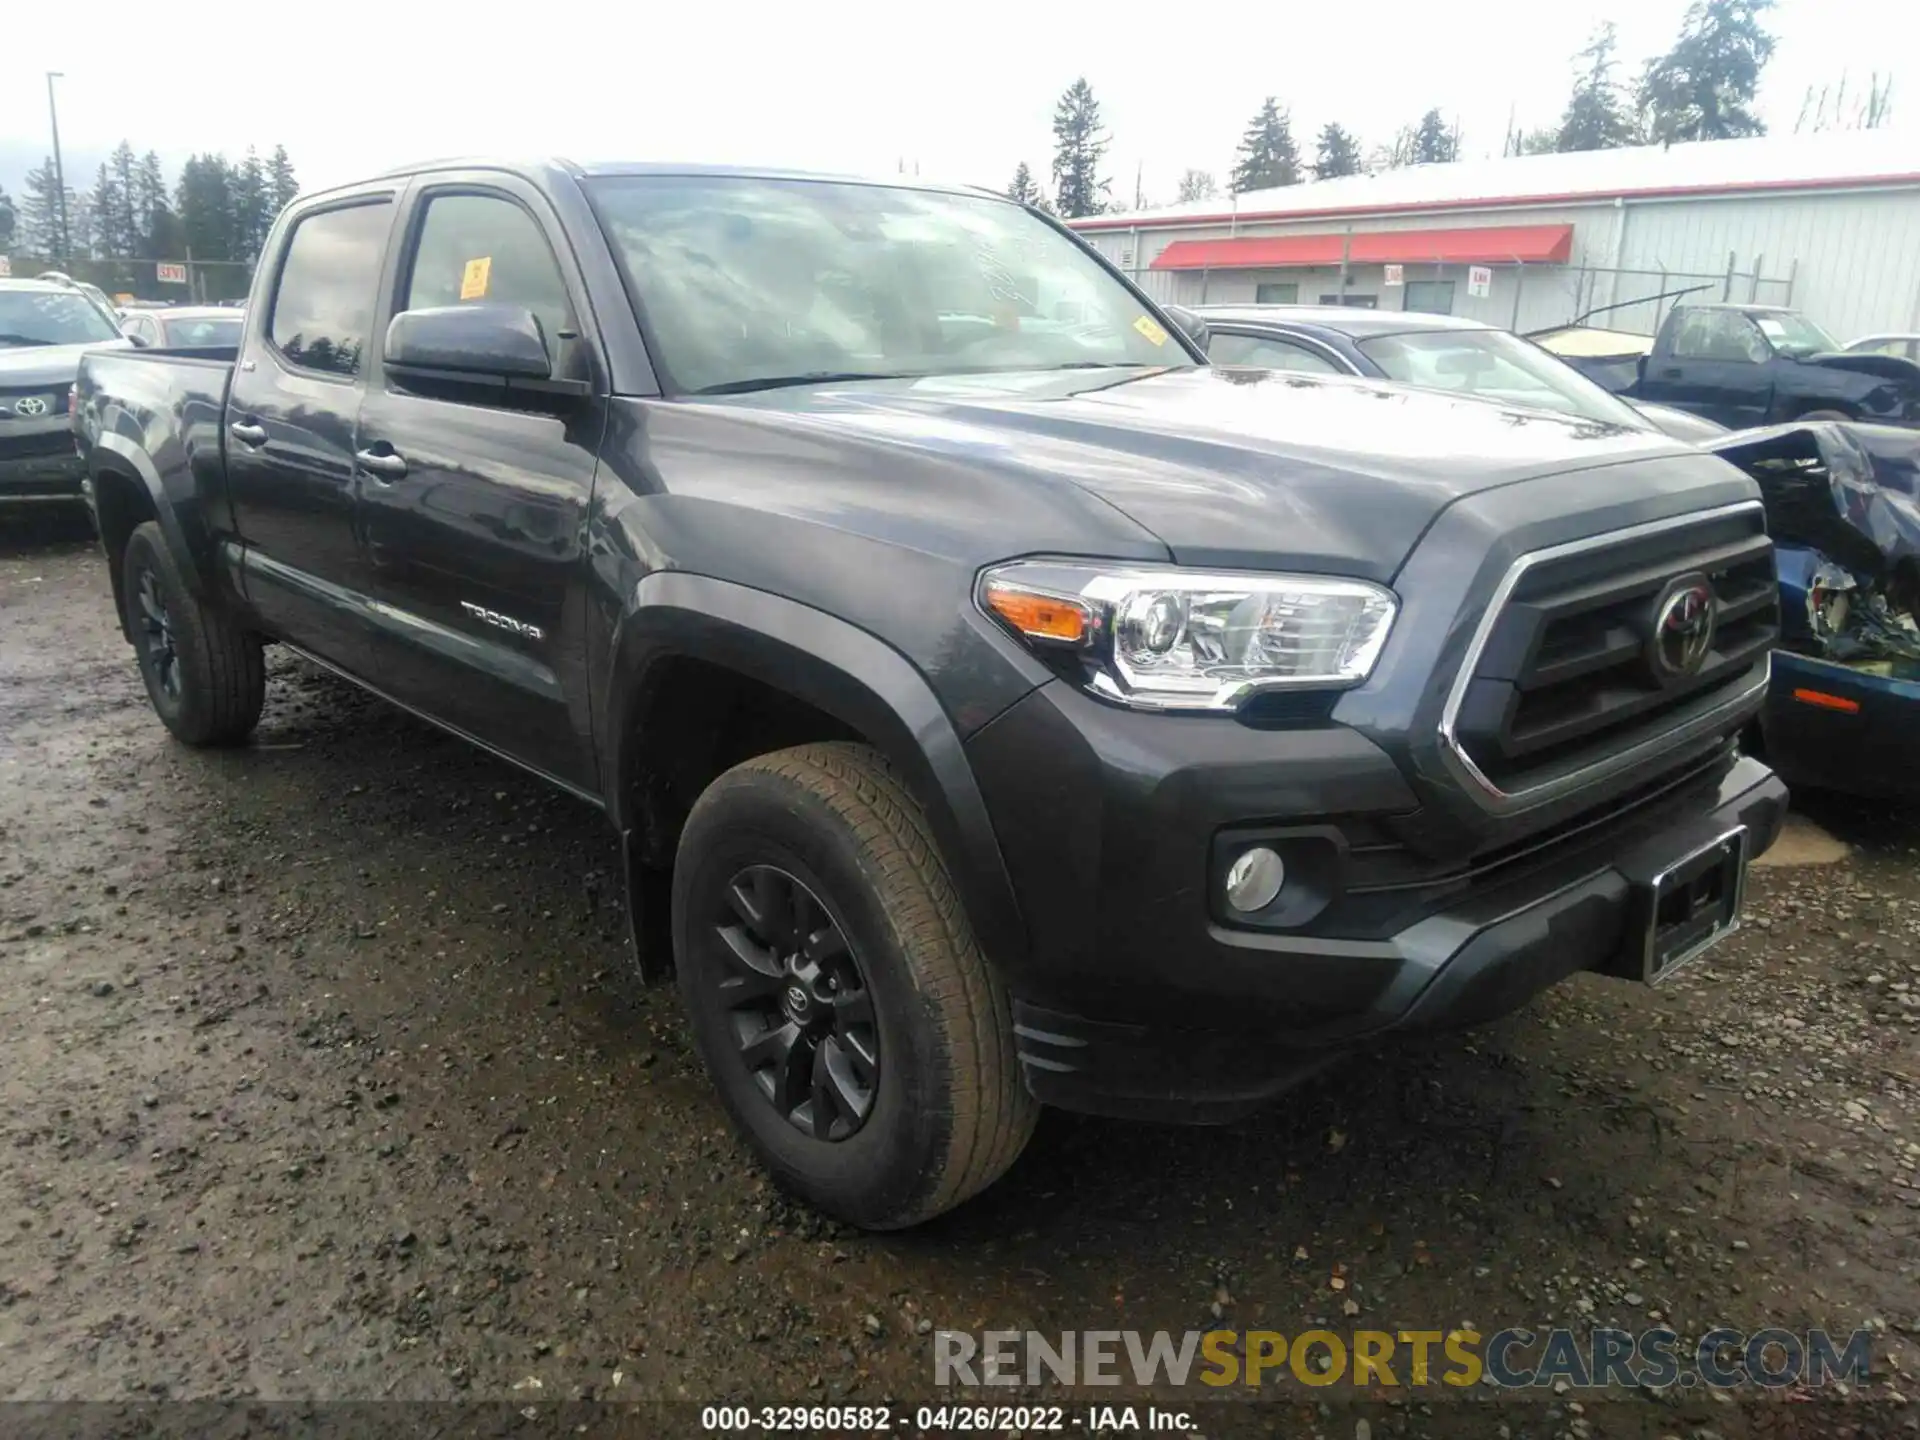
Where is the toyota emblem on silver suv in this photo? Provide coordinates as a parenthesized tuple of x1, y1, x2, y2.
(12, 396, 49, 417)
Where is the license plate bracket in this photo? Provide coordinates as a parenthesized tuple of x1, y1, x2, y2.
(1636, 826, 1748, 984)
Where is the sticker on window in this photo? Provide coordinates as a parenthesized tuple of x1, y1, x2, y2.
(1133, 314, 1169, 346)
(1754, 317, 1786, 339)
(460, 257, 492, 301)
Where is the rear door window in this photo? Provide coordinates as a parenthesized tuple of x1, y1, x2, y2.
(267, 201, 393, 378)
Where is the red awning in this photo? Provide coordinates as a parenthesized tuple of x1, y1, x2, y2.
(1148, 224, 1574, 271)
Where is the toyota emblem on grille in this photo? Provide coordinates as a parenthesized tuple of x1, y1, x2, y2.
(12, 396, 49, 417)
(1648, 575, 1716, 682)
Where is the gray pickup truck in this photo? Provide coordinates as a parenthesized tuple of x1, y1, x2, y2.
(75, 159, 1786, 1228)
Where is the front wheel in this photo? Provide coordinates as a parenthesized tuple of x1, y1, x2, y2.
(122, 520, 265, 746)
(672, 742, 1036, 1229)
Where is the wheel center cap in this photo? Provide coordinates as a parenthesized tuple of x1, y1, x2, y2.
(784, 984, 812, 1022)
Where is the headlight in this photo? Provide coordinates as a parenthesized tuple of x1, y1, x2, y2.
(978, 560, 1397, 711)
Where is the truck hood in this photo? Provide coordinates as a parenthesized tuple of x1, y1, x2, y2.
(0, 337, 131, 386)
(1807, 350, 1920, 386)
(718, 365, 1698, 581)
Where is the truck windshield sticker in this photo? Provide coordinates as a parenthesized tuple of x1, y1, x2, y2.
(1133, 314, 1169, 347)
(460, 257, 492, 301)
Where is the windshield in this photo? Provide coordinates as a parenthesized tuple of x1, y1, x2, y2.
(0, 288, 124, 347)
(1355, 327, 1649, 427)
(162, 314, 243, 347)
(586, 175, 1192, 394)
(1750, 310, 1839, 357)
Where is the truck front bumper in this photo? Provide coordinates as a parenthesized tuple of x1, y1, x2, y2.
(965, 681, 1785, 1123)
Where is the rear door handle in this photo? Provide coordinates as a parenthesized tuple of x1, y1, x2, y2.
(228, 421, 267, 446)
(355, 448, 409, 481)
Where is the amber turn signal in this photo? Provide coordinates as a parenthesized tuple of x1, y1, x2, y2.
(982, 581, 1091, 645)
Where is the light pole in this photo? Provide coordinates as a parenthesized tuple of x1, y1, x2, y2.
(46, 71, 71, 263)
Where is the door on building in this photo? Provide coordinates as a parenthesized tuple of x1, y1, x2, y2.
(1319, 294, 1378, 308)
(1402, 280, 1456, 315)
(1253, 282, 1299, 304)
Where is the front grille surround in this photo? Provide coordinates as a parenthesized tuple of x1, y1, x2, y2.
(1438, 501, 1773, 815)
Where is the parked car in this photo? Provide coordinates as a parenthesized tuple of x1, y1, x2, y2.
(75, 158, 1785, 1227)
(120, 305, 245, 350)
(1846, 334, 1920, 363)
(1184, 304, 1724, 442)
(1627, 303, 1920, 430)
(1, 277, 131, 504)
(34, 270, 121, 327)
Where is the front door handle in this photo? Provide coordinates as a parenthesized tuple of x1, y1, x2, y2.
(228, 421, 267, 446)
(1658, 367, 1683, 380)
(355, 447, 409, 481)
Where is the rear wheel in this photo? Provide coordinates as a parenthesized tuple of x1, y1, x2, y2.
(122, 521, 264, 746)
(672, 742, 1036, 1229)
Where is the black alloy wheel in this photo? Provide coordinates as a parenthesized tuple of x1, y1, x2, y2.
(713, 864, 879, 1141)
(134, 565, 182, 703)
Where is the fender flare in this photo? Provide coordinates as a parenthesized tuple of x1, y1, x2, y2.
(89, 434, 209, 599)
(603, 572, 1028, 972)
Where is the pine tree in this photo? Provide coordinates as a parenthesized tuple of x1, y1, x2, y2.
(0, 184, 14, 253)
(267, 144, 300, 214)
(1050, 78, 1110, 219)
(1312, 124, 1363, 180)
(1639, 0, 1777, 143)
(1175, 169, 1217, 203)
(233, 148, 269, 262)
(1411, 109, 1461, 164)
(1231, 98, 1302, 193)
(1556, 23, 1636, 152)
(87, 142, 143, 261)
(178, 155, 238, 263)
(1006, 162, 1044, 207)
(20, 158, 75, 259)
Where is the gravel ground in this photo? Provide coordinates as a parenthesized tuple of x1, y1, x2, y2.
(2, 515, 1917, 1439)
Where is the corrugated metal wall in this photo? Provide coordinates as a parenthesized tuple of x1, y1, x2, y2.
(1087, 185, 1920, 342)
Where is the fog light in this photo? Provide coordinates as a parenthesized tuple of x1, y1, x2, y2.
(1224, 846, 1286, 913)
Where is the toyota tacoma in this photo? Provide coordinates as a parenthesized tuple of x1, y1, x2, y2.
(74, 160, 1786, 1228)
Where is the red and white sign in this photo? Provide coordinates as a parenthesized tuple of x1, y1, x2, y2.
(1382, 264, 1404, 286)
(1467, 265, 1493, 298)
(156, 261, 189, 285)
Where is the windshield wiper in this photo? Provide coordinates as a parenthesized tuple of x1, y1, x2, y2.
(0, 334, 56, 348)
(696, 370, 919, 395)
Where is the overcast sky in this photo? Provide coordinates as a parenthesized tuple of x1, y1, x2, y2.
(3, 0, 1914, 207)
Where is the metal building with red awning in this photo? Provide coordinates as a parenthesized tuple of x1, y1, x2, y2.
(1064, 131, 1920, 341)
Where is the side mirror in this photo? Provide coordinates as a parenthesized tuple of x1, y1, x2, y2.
(1161, 304, 1211, 354)
(384, 303, 551, 379)
(124, 330, 148, 348)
